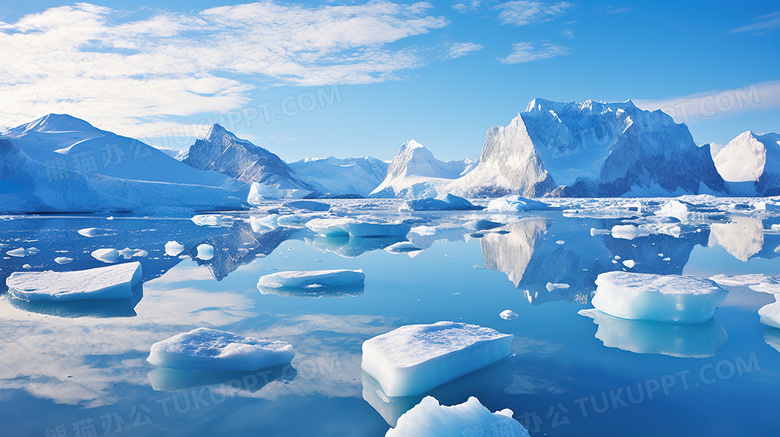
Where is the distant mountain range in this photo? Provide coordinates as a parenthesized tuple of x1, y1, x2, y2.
(1, 98, 777, 212)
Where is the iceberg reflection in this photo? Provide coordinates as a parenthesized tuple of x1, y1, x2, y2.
(579, 309, 728, 358)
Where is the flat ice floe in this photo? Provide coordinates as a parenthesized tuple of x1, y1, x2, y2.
(147, 327, 294, 371)
(384, 241, 422, 254)
(307, 218, 411, 239)
(54, 256, 73, 264)
(386, 396, 529, 437)
(403, 194, 482, 211)
(758, 301, 780, 329)
(91, 248, 121, 263)
(710, 274, 780, 295)
(593, 272, 728, 323)
(6, 262, 142, 301)
(486, 195, 549, 212)
(580, 309, 728, 358)
(257, 269, 365, 296)
(361, 321, 513, 397)
(77, 227, 115, 238)
(164, 241, 185, 256)
(6, 247, 38, 257)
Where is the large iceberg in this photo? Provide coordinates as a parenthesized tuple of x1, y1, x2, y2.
(403, 194, 482, 211)
(713, 131, 780, 195)
(257, 269, 365, 297)
(307, 218, 411, 239)
(147, 327, 295, 371)
(361, 321, 513, 397)
(6, 262, 142, 301)
(486, 195, 550, 212)
(386, 396, 529, 437)
(592, 272, 728, 323)
(759, 301, 780, 329)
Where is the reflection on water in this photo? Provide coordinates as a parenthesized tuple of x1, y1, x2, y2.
(2, 203, 780, 436)
(579, 309, 728, 358)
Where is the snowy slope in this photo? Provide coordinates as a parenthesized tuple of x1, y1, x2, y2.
(0, 114, 248, 213)
(713, 131, 780, 196)
(289, 156, 388, 197)
(370, 140, 474, 198)
(450, 99, 727, 197)
(182, 124, 310, 192)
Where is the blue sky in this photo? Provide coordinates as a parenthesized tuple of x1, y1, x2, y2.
(0, 0, 778, 161)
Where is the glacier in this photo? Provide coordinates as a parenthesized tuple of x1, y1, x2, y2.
(289, 156, 389, 197)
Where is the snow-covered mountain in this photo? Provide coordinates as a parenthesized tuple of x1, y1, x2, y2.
(289, 156, 388, 197)
(0, 114, 247, 213)
(370, 140, 475, 198)
(181, 124, 310, 193)
(450, 99, 727, 197)
(713, 131, 780, 196)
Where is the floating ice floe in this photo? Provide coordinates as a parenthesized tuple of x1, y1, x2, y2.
(6, 262, 142, 301)
(611, 223, 682, 240)
(92, 248, 120, 263)
(386, 396, 529, 437)
(257, 269, 365, 297)
(77, 227, 115, 238)
(384, 241, 422, 254)
(147, 327, 295, 371)
(361, 321, 513, 397)
(593, 272, 728, 323)
(164, 241, 185, 256)
(622, 259, 636, 268)
(54, 257, 73, 265)
(486, 195, 549, 212)
(546, 282, 570, 292)
(6, 247, 38, 257)
(709, 274, 780, 295)
(307, 218, 411, 239)
(403, 194, 482, 212)
(499, 310, 518, 320)
(283, 200, 330, 212)
(580, 309, 728, 358)
(759, 301, 780, 329)
(191, 214, 234, 228)
(196, 244, 215, 260)
(655, 200, 689, 222)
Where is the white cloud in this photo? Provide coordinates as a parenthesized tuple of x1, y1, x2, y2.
(0, 2, 448, 137)
(730, 10, 780, 34)
(453, 1, 484, 13)
(560, 29, 574, 38)
(499, 41, 569, 64)
(447, 41, 484, 58)
(634, 81, 780, 124)
(495, 1, 574, 26)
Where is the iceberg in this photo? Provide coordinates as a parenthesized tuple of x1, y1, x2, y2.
(499, 310, 518, 320)
(361, 321, 513, 397)
(486, 196, 550, 212)
(592, 272, 728, 323)
(54, 257, 73, 265)
(77, 228, 115, 238)
(6, 262, 142, 301)
(713, 131, 780, 195)
(403, 194, 482, 211)
(196, 244, 215, 260)
(759, 301, 780, 329)
(307, 218, 411, 239)
(580, 309, 728, 358)
(386, 396, 529, 437)
(91, 248, 121, 263)
(164, 241, 185, 257)
(257, 269, 365, 297)
(384, 241, 423, 254)
(147, 327, 295, 371)
(655, 200, 690, 222)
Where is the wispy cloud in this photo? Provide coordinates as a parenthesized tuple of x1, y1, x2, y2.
(453, 0, 484, 14)
(635, 81, 780, 124)
(495, 1, 574, 26)
(560, 29, 574, 38)
(500, 41, 569, 64)
(730, 10, 780, 34)
(447, 41, 484, 58)
(0, 1, 448, 136)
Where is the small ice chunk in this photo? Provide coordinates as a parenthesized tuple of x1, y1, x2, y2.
(283, 200, 330, 212)
(593, 272, 728, 323)
(622, 260, 636, 268)
(196, 244, 215, 260)
(27, 247, 39, 255)
(92, 248, 120, 263)
(385, 241, 422, 254)
(499, 310, 518, 320)
(165, 241, 185, 256)
(590, 228, 611, 236)
(404, 194, 482, 211)
(7, 247, 32, 257)
(307, 218, 411, 238)
(555, 240, 565, 245)
(759, 301, 780, 329)
(486, 195, 549, 212)
(191, 214, 233, 227)
(386, 396, 529, 437)
(258, 269, 364, 291)
(546, 282, 570, 292)
(6, 262, 142, 301)
(22, 264, 31, 269)
(655, 200, 689, 222)
(611, 223, 681, 240)
(54, 257, 73, 265)
(361, 321, 513, 396)
(77, 228, 114, 238)
(147, 328, 294, 371)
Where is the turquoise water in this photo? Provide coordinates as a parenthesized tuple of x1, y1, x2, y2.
(1, 204, 779, 436)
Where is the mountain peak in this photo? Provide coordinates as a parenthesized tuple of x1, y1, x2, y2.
(205, 123, 237, 143)
(403, 139, 425, 151)
(15, 114, 100, 134)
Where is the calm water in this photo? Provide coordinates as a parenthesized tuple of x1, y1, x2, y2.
(1, 200, 780, 436)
